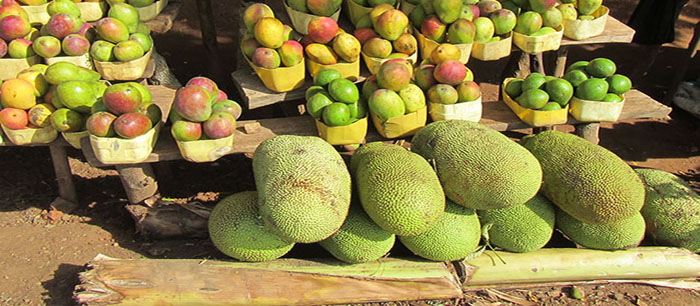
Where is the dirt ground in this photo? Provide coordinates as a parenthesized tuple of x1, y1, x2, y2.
(0, 1, 699, 305)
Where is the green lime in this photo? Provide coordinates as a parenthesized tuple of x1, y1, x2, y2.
(347, 99, 367, 119)
(314, 69, 342, 87)
(362, 76, 379, 100)
(545, 78, 574, 106)
(305, 85, 327, 101)
(602, 93, 623, 102)
(322, 102, 351, 126)
(505, 79, 524, 98)
(516, 89, 550, 109)
(565, 61, 588, 74)
(564, 70, 589, 87)
(328, 78, 359, 103)
(522, 74, 546, 92)
(586, 58, 617, 78)
(606, 74, 632, 94)
(539, 102, 562, 111)
(575, 78, 609, 101)
(306, 92, 333, 119)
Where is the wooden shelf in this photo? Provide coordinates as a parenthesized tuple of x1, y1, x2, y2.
(145, 0, 182, 34)
(561, 16, 635, 46)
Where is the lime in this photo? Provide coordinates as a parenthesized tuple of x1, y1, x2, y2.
(545, 78, 574, 106)
(306, 92, 333, 119)
(539, 102, 562, 111)
(305, 85, 327, 101)
(322, 102, 351, 126)
(606, 74, 632, 94)
(328, 78, 359, 103)
(602, 93, 623, 102)
(50, 108, 85, 132)
(314, 69, 342, 87)
(565, 61, 588, 74)
(545, 76, 557, 82)
(347, 99, 367, 119)
(575, 78, 609, 101)
(586, 58, 616, 78)
(522, 74, 546, 91)
(362, 76, 379, 100)
(564, 70, 588, 87)
(505, 79, 524, 98)
(516, 89, 549, 109)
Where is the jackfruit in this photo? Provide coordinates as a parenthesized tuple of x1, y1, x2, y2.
(319, 205, 396, 263)
(352, 142, 445, 236)
(208, 191, 295, 261)
(411, 120, 542, 210)
(520, 130, 645, 224)
(556, 208, 645, 250)
(399, 200, 481, 261)
(478, 194, 555, 253)
(636, 168, 700, 252)
(253, 135, 352, 243)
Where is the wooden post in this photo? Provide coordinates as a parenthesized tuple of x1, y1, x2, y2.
(530, 52, 545, 74)
(501, 50, 531, 80)
(554, 47, 569, 78)
(194, 0, 218, 54)
(115, 163, 159, 204)
(49, 143, 78, 207)
(575, 123, 601, 144)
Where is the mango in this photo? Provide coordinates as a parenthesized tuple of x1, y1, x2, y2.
(17, 69, 48, 97)
(62, 34, 90, 56)
(427, 84, 458, 104)
(252, 47, 281, 69)
(114, 113, 152, 139)
(414, 64, 436, 91)
(433, 59, 466, 85)
(128, 33, 152, 53)
(8, 38, 34, 58)
(368, 89, 405, 122)
(170, 120, 201, 141)
(1, 78, 36, 109)
(392, 33, 417, 54)
(305, 43, 338, 65)
(578, 0, 602, 16)
(362, 75, 379, 99)
(409, 4, 425, 29)
(108, 2, 139, 33)
(473, 17, 494, 43)
(369, 4, 393, 27)
(477, 0, 501, 16)
(447, 18, 476, 44)
(279, 40, 304, 67)
(307, 16, 338, 44)
(241, 36, 260, 59)
(0, 14, 30, 41)
(362, 37, 391, 58)
(456, 81, 480, 102)
(90, 40, 115, 62)
(95, 17, 129, 43)
(542, 7, 562, 29)
(490, 9, 516, 35)
(528, 0, 557, 14)
(287, 0, 308, 13)
(514, 11, 542, 35)
(173, 85, 212, 122)
(459, 4, 474, 21)
(28, 103, 55, 128)
(47, 0, 81, 17)
(307, 0, 342, 17)
(203, 112, 236, 139)
(557, 4, 577, 20)
(254, 17, 284, 49)
(113, 40, 144, 61)
(354, 28, 378, 45)
(377, 61, 411, 91)
(32, 36, 62, 58)
(243, 3, 274, 34)
(430, 43, 460, 64)
(374, 9, 408, 41)
(421, 15, 446, 43)
(433, 0, 462, 24)
(420, 0, 434, 15)
(355, 15, 372, 29)
(399, 84, 425, 113)
(332, 33, 361, 62)
(531, 26, 555, 36)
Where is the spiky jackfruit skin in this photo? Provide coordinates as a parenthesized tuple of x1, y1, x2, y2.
(253, 135, 352, 243)
(636, 169, 700, 252)
(399, 200, 481, 261)
(520, 131, 645, 224)
(319, 206, 396, 263)
(208, 191, 295, 262)
(478, 194, 555, 253)
(411, 120, 542, 210)
(352, 142, 445, 236)
(556, 209, 645, 250)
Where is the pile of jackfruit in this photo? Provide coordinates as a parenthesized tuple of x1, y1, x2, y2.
(208, 122, 700, 263)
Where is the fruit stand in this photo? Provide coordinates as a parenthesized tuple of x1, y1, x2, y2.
(0, 0, 697, 305)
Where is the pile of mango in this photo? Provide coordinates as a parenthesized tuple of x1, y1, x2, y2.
(564, 58, 631, 102)
(302, 17, 361, 65)
(362, 59, 426, 122)
(410, 0, 516, 44)
(240, 4, 303, 69)
(170, 76, 242, 141)
(86, 81, 159, 139)
(305, 69, 365, 127)
(287, 0, 341, 17)
(415, 44, 480, 105)
(355, 5, 414, 59)
(0, 1, 37, 59)
(90, 2, 153, 62)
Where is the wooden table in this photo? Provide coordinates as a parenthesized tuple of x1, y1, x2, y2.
(145, 0, 182, 34)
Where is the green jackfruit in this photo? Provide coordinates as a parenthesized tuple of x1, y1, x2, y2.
(352, 142, 445, 236)
(208, 191, 295, 262)
(557, 209, 645, 250)
(520, 131, 645, 224)
(636, 168, 700, 252)
(411, 120, 542, 210)
(478, 194, 555, 253)
(253, 135, 352, 243)
(399, 200, 481, 261)
(319, 205, 396, 263)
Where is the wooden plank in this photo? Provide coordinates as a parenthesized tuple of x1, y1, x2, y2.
(145, 0, 182, 34)
(75, 255, 463, 305)
(561, 16, 635, 46)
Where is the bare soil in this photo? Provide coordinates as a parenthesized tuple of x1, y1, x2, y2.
(1, 1, 699, 305)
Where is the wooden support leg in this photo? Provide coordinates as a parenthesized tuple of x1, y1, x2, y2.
(575, 123, 601, 144)
(554, 47, 569, 78)
(49, 143, 79, 212)
(195, 0, 218, 54)
(115, 163, 159, 204)
(530, 52, 545, 74)
(501, 51, 531, 80)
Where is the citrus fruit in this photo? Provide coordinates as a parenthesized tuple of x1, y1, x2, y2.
(545, 78, 574, 106)
(540, 102, 562, 111)
(505, 79, 524, 98)
(314, 69, 342, 87)
(516, 89, 549, 109)
(586, 58, 616, 78)
(521, 74, 546, 91)
(328, 78, 359, 103)
(564, 70, 588, 87)
(606, 74, 631, 94)
(575, 78, 609, 101)
(602, 93, 623, 102)
(306, 92, 333, 119)
(565, 61, 588, 74)
(322, 102, 351, 126)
